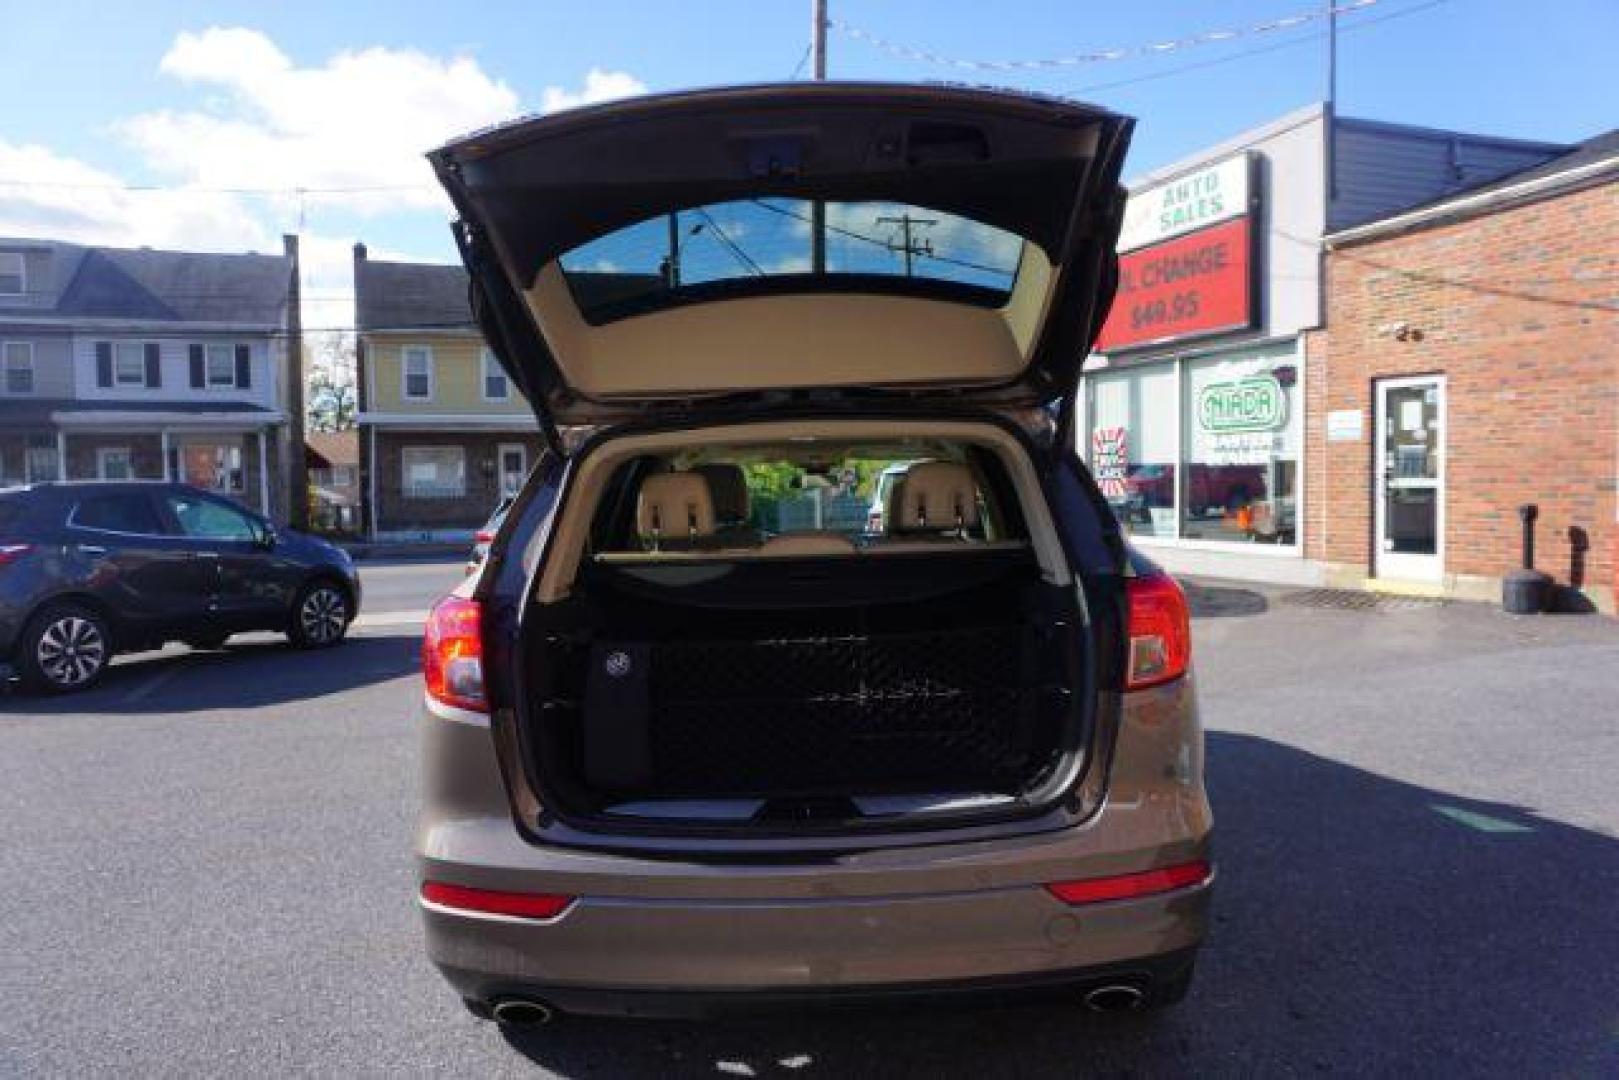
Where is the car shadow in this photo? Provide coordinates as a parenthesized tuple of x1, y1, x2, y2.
(498, 732, 1619, 1077)
(1, 633, 423, 715)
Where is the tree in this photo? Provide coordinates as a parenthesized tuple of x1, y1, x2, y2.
(306, 331, 357, 432)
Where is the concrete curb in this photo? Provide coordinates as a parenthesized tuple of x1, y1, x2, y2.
(341, 541, 466, 560)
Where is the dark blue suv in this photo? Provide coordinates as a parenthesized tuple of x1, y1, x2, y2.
(0, 482, 361, 693)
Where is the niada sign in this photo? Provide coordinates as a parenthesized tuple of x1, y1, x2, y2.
(1118, 154, 1251, 253)
(1198, 375, 1286, 433)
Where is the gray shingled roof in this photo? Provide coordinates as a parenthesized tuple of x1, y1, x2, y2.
(0, 238, 291, 326)
(1439, 127, 1619, 200)
(353, 256, 475, 332)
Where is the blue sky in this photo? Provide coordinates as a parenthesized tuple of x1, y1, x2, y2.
(1, 0, 1614, 330)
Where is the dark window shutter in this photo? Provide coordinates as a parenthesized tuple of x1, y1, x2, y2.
(234, 344, 251, 389)
(189, 345, 205, 388)
(143, 343, 161, 388)
(95, 343, 112, 387)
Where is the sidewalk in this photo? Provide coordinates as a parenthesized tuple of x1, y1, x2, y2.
(339, 539, 467, 560)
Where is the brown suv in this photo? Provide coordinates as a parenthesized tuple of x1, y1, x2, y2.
(416, 83, 1211, 1025)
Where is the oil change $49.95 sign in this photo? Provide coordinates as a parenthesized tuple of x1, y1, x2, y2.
(1095, 215, 1253, 353)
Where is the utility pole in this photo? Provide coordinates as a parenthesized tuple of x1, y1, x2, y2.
(810, 0, 827, 273)
(877, 213, 936, 277)
(1325, 2, 1339, 201)
(665, 212, 681, 287)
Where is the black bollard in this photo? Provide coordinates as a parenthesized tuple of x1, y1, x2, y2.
(1502, 503, 1552, 614)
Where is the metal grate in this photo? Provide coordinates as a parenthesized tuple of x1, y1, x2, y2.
(1283, 588, 1446, 612)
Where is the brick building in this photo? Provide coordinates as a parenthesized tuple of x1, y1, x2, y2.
(1314, 132, 1618, 611)
(1077, 105, 1566, 587)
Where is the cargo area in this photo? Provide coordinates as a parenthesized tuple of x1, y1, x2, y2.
(513, 429, 1092, 830)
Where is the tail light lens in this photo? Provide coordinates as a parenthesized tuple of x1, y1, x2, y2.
(473, 529, 494, 544)
(420, 881, 574, 920)
(1045, 860, 1211, 905)
(1125, 571, 1191, 690)
(0, 544, 33, 568)
(422, 595, 486, 712)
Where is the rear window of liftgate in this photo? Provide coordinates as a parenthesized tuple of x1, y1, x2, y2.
(558, 200, 1027, 322)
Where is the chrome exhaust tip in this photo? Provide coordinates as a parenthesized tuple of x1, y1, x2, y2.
(491, 999, 556, 1026)
(1083, 983, 1147, 1013)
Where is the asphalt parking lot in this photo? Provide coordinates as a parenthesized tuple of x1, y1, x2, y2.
(2, 560, 1617, 1077)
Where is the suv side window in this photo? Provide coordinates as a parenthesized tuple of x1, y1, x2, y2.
(164, 494, 257, 541)
(71, 493, 166, 535)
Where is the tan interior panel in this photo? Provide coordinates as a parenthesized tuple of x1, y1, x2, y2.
(525, 250, 1059, 398)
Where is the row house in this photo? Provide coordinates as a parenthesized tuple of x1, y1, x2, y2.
(353, 243, 542, 540)
(0, 235, 304, 518)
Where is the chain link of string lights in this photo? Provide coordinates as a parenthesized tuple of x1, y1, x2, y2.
(830, 0, 1380, 72)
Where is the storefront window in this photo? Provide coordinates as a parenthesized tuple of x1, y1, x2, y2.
(1086, 363, 1178, 538)
(1180, 348, 1300, 544)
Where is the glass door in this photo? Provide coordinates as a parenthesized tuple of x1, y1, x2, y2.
(497, 443, 528, 499)
(1374, 376, 1445, 582)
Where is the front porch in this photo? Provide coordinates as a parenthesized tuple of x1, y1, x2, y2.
(3, 420, 281, 517)
(361, 421, 542, 541)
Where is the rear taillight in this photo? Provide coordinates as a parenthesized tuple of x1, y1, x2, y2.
(1045, 860, 1211, 905)
(473, 530, 494, 544)
(0, 544, 33, 568)
(422, 595, 486, 712)
(1125, 571, 1191, 690)
(420, 881, 574, 920)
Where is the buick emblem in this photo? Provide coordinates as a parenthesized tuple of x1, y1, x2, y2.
(604, 651, 632, 678)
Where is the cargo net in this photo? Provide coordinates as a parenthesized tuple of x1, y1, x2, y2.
(644, 624, 1063, 796)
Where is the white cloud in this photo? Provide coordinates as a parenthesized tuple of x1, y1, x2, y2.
(0, 138, 270, 252)
(0, 27, 649, 333)
(114, 30, 646, 215)
(540, 68, 648, 113)
(119, 27, 525, 214)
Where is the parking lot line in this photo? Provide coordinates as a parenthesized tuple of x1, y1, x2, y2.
(352, 609, 430, 630)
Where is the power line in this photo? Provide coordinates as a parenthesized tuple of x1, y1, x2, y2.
(1070, 0, 1453, 95)
(830, 0, 1383, 72)
(692, 208, 765, 276)
(749, 199, 1014, 277)
(0, 178, 437, 195)
(788, 43, 813, 80)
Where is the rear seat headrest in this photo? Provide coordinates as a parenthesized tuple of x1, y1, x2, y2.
(895, 462, 980, 531)
(694, 463, 750, 525)
(637, 472, 716, 541)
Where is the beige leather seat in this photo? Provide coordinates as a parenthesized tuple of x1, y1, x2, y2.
(694, 462, 763, 547)
(890, 461, 980, 538)
(636, 472, 717, 550)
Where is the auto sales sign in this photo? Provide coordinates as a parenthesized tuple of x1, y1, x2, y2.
(1096, 154, 1257, 352)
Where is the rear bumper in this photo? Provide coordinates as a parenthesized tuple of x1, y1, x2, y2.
(424, 876, 1209, 1013)
(436, 947, 1202, 1020)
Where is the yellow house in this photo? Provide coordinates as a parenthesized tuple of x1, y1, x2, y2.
(353, 244, 542, 540)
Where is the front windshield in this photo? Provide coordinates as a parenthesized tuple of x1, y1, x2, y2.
(559, 200, 1026, 319)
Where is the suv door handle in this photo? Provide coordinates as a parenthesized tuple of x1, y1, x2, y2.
(193, 551, 221, 559)
(77, 544, 108, 556)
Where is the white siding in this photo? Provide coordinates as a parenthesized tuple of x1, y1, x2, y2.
(0, 334, 73, 398)
(70, 334, 279, 408)
(1248, 114, 1329, 338)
